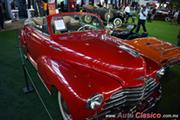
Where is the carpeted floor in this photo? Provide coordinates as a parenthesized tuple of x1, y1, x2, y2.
(0, 30, 51, 120)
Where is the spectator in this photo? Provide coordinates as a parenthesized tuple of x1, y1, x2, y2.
(60, 1, 64, 12)
(173, 10, 179, 24)
(103, 2, 107, 8)
(151, 7, 156, 20)
(76, 4, 80, 12)
(11, 0, 15, 9)
(37, 0, 44, 16)
(147, 8, 152, 22)
(97, 2, 103, 8)
(124, 4, 131, 23)
(135, 5, 148, 33)
(42, 0, 48, 16)
(169, 9, 174, 23)
(177, 29, 180, 47)
(131, 6, 136, 23)
(32, 0, 39, 16)
(0, 0, 4, 31)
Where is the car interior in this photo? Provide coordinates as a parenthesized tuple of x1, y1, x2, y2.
(31, 17, 49, 34)
(29, 14, 102, 35)
(51, 14, 102, 34)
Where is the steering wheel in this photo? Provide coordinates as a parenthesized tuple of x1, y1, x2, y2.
(77, 24, 97, 31)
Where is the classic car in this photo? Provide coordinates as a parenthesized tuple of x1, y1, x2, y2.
(20, 12, 180, 120)
(83, 5, 125, 28)
(153, 9, 171, 21)
(82, 6, 145, 40)
(110, 24, 148, 40)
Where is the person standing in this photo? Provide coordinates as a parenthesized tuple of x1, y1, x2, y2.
(36, 0, 44, 16)
(124, 4, 131, 23)
(136, 5, 148, 33)
(0, 0, 4, 31)
(151, 7, 156, 20)
(147, 8, 152, 22)
(173, 10, 179, 24)
(131, 6, 136, 23)
(60, 1, 64, 12)
(177, 10, 180, 24)
(42, 0, 48, 16)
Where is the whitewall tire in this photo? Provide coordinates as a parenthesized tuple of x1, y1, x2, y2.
(58, 92, 72, 120)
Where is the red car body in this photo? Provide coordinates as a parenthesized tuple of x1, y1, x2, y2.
(20, 12, 168, 120)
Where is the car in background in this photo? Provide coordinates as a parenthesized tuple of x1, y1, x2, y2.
(83, 5, 125, 28)
(110, 24, 148, 40)
(20, 12, 180, 120)
(154, 9, 171, 21)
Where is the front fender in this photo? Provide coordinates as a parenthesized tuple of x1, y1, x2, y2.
(36, 56, 121, 119)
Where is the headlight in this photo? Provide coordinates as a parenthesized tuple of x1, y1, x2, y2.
(157, 67, 165, 77)
(87, 94, 103, 110)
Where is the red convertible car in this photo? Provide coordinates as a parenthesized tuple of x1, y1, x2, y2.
(20, 12, 180, 120)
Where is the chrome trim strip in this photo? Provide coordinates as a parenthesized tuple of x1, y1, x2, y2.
(37, 73, 52, 95)
(27, 54, 38, 70)
(106, 78, 158, 111)
(26, 54, 51, 95)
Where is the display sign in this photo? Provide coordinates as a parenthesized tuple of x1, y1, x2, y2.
(54, 19, 66, 30)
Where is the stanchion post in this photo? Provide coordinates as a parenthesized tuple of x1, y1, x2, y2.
(18, 42, 34, 94)
(22, 63, 34, 93)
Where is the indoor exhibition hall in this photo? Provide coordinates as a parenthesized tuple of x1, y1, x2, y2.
(0, 0, 180, 120)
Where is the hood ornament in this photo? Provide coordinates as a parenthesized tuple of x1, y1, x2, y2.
(118, 45, 140, 58)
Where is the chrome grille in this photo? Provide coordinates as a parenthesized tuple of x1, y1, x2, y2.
(104, 77, 159, 111)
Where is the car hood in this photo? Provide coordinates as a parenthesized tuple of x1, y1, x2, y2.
(54, 32, 146, 87)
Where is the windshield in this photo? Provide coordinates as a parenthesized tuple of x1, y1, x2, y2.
(50, 13, 104, 34)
